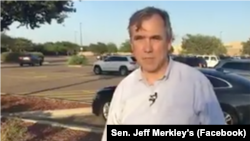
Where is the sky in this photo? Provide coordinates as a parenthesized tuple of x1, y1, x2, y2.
(6, 1, 250, 47)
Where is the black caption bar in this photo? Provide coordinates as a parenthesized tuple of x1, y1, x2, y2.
(107, 125, 248, 139)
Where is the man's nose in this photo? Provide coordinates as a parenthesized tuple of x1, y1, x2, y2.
(143, 40, 153, 53)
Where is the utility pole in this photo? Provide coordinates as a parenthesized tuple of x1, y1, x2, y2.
(79, 23, 83, 47)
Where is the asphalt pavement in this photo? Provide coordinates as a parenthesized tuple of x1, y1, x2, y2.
(1, 62, 124, 103)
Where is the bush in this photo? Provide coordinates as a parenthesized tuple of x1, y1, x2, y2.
(67, 55, 88, 66)
(1, 117, 30, 141)
(1, 52, 44, 63)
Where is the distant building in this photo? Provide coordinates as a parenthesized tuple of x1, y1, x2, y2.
(224, 41, 243, 56)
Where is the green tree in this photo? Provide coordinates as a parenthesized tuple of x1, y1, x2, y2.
(1, 1, 76, 31)
(89, 42, 108, 55)
(1, 33, 14, 51)
(242, 38, 250, 55)
(169, 46, 174, 54)
(106, 42, 118, 53)
(119, 40, 131, 52)
(12, 37, 33, 52)
(181, 34, 226, 55)
(58, 41, 80, 55)
(43, 42, 59, 54)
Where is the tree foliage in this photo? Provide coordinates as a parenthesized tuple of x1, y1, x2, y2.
(119, 40, 131, 52)
(242, 38, 250, 55)
(181, 34, 227, 55)
(1, 1, 76, 31)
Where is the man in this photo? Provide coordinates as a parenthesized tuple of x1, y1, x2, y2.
(101, 6, 225, 141)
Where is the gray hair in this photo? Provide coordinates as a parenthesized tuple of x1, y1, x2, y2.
(128, 6, 174, 41)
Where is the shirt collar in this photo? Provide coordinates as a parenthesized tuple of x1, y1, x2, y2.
(137, 56, 174, 81)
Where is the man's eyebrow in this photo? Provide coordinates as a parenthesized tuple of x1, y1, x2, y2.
(150, 35, 162, 39)
(133, 35, 145, 39)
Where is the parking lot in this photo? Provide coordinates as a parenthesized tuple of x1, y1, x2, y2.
(1, 63, 124, 104)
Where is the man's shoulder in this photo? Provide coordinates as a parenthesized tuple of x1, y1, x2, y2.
(173, 61, 208, 81)
(118, 68, 139, 86)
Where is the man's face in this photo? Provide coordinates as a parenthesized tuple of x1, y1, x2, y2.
(129, 14, 171, 73)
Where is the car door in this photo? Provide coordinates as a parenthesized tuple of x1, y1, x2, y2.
(102, 57, 113, 71)
(210, 56, 219, 67)
(113, 57, 127, 71)
(105, 56, 119, 71)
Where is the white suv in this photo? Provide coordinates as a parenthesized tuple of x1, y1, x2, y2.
(203, 55, 219, 68)
(93, 55, 138, 76)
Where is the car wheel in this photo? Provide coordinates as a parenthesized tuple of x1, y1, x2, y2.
(119, 66, 128, 76)
(99, 101, 110, 121)
(94, 66, 102, 75)
(19, 63, 23, 67)
(222, 105, 239, 125)
(39, 62, 43, 66)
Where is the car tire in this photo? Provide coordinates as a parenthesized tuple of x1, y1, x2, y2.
(99, 101, 110, 121)
(119, 66, 128, 76)
(94, 66, 102, 75)
(39, 62, 43, 66)
(221, 105, 239, 125)
(19, 63, 23, 67)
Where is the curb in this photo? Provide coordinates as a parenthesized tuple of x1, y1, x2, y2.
(1, 115, 103, 133)
(3, 107, 92, 119)
(22, 118, 103, 133)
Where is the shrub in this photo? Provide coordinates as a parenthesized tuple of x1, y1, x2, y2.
(1, 117, 30, 141)
(1, 52, 44, 63)
(67, 55, 88, 66)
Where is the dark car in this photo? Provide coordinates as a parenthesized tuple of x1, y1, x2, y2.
(173, 56, 207, 68)
(19, 54, 44, 66)
(214, 59, 250, 78)
(92, 68, 250, 124)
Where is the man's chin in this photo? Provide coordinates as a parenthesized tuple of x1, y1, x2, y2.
(141, 66, 158, 73)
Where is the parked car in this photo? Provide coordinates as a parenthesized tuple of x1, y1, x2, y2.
(173, 56, 207, 68)
(19, 54, 44, 66)
(214, 59, 250, 78)
(202, 55, 220, 68)
(92, 68, 250, 124)
(93, 55, 138, 76)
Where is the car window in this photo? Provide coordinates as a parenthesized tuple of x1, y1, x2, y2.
(222, 62, 250, 71)
(117, 57, 128, 61)
(211, 57, 216, 61)
(204, 56, 209, 60)
(206, 75, 230, 88)
(105, 56, 116, 61)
